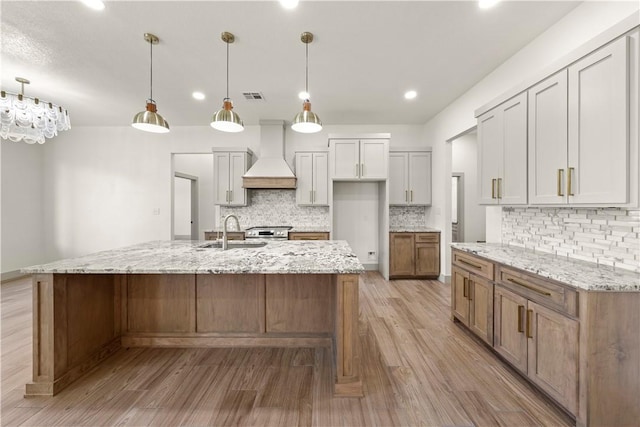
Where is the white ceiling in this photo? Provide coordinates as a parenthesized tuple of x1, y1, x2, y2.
(1, 0, 581, 128)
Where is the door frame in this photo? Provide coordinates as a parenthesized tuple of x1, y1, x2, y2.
(452, 173, 465, 243)
(172, 172, 199, 240)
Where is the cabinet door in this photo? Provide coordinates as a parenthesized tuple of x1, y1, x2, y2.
(331, 140, 359, 179)
(415, 242, 439, 278)
(493, 285, 528, 373)
(360, 139, 388, 179)
(312, 153, 329, 205)
(229, 152, 247, 206)
(296, 153, 314, 205)
(477, 108, 502, 205)
(213, 152, 230, 205)
(568, 36, 629, 204)
(451, 266, 470, 325)
(389, 153, 408, 205)
(408, 152, 432, 205)
(527, 301, 578, 415)
(528, 71, 568, 204)
(389, 233, 415, 277)
(500, 92, 528, 205)
(469, 275, 493, 345)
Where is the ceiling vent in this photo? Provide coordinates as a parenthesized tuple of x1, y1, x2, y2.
(242, 91, 265, 101)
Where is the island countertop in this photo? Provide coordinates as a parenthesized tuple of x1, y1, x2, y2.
(22, 240, 365, 275)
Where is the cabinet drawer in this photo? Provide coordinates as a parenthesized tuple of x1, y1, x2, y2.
(498, 266, 577, 317)
(289, 232, 330, 240)
(452, 250, 494, 280)
(416, 233, 439, 243)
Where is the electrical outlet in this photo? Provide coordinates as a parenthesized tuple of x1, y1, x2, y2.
(368, 251, 376, 259)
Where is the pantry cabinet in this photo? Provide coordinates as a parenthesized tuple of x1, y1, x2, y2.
(329, 139, 388, 180)
(213, 148, 252, 206)
(389, 150, 432, 206)
(477, 92, 528, 205)
(390, 232, 440, 279)
(295, 151, 328, 206)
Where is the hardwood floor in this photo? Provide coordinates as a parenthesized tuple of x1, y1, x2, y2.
(1, 272, 573, 426)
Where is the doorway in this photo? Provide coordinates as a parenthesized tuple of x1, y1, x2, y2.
(173, 172, 199, 240)
(452, 173, 464, 243)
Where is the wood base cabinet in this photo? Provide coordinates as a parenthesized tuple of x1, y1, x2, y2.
(288, 232, 330, 241)
(451, 266, 493, 345)
(390, 232, 440, 279)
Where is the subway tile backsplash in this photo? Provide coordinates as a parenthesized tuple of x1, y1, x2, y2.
(389, 206, 427, 228)
(220, 190, 329, 229)
(502, 207, 640, 272)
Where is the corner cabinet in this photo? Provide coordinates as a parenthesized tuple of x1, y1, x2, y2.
(295, 151, 328, 206)
(477, 92, 528, 205)
(213, 148, 252, 206)
(389, 232, 440, 279)
(329, 139, 388, 180)
(389, 150, 432, 206)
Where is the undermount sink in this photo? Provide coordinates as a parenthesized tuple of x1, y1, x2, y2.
(199, 241, 267, 249)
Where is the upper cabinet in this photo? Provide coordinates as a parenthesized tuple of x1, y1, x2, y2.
(329, 138, 388, 180)
(389, 150, 432, 206)
(529, 36, 631, 205)
(213, 148, 252, 206)
(295, 151, 329, 206)
(477, 92, 528, 205)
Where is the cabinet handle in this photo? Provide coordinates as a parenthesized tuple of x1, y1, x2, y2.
(463, 278, 468, 298)
(230, 190, 233, 202)
(458, 258, 482, 270)
(568, 167, 574, 196)
(557, 169, 564, 196)
(361, 163, 365, 177)
(517, 305, 525, 333)
(497, 178, 502, 199)
(226, 190, 229, 202)
(468, 280, 473, 301)
(507, 277, 552, 296)
(491, 179, 496, 199)
(526, 309, 533, 338)
(410, 190, 413, 202)
(405, 190, 408, 203)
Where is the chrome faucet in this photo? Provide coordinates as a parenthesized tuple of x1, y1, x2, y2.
(222, 214, 240, 250)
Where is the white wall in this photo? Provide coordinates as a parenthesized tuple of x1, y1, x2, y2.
(424, 2, 640, 277)
(451, 131, 486, 243)
(1, 141, 45, 274)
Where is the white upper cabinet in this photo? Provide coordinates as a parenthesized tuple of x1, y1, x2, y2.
(213, 149, 251, 206)
(329, 139, 388, 180)
(478, 92, 528, 205)
(529, 35, 632, 205)
(389, 151, 432, 206)
(295, 151, 328, 206)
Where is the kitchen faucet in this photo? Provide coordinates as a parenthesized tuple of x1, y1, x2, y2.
(222, 214, 240, 250)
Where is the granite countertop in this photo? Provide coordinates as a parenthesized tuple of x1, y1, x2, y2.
(451, 243, 640, 292)
(22, 240, 364, 275)
(389, 226, 440, 233)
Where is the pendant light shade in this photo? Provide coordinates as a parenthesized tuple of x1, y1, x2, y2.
(292, 32, 322, 134)
(132, 33, 170, 133)
(211, 32, 244, 133)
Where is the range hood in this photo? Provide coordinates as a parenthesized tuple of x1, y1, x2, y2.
(243, 120, 297, 189)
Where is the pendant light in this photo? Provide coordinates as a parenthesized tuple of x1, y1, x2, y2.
(292, 32, 322, 134)
(132, 33, 170, 133)
(211, 32, 244, 133)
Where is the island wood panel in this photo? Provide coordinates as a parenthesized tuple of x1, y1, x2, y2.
(334, 274, 363, 397)
(265, 274, 334, 333)
(196, 274, 265, 333)
(126, 274, 196, 333)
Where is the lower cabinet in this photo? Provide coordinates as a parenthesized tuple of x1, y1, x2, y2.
(390, 232, 440, 279)
(288, 232, 330, 240)
(451, 266, 493, 345)
(204, 231, 245, 241)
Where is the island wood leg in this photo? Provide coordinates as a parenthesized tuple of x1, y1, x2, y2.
(334, 274, 363, 397)
(25, 274, 122, 396)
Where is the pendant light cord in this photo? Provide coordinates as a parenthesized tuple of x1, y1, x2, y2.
(149, 39, 153, 102)
(305, 41, 309, 94)
(226, 41, 230, 99)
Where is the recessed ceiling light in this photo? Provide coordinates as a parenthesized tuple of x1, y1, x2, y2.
(192, 91, 206, 101)
(298, 91, 310, 100)
(280, 0, 299, 9)
(80, 0, 105, 11)
(478, 0, 500, 9)
(404, 90, 417, 100)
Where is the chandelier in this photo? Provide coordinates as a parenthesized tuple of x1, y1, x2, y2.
(0, 77, 71, 144)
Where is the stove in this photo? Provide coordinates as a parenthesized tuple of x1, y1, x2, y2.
(245, 225, 292, 239)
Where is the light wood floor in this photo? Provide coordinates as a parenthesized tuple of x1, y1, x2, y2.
(1, 273, 573, 426)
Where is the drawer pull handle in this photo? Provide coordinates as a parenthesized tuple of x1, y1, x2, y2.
(508, 277, 551, 296)
(463, 278, 468, 298)
(458, 258, 482, 270)
(517, 305, 525, 333)
(526, 309, 533, 338)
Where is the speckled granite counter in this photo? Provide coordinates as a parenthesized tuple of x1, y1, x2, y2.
(389, 226, 440, 233)
(22, 240, 364, 275)
(452, 243, 640, 292)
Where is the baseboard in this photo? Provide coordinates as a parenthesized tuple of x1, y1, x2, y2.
(363, 263, 379, 271)
(440, 274, 450, 284)
(1, 270, 29, 284)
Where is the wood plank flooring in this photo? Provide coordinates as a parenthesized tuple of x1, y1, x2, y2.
(1, 273, 573, 426)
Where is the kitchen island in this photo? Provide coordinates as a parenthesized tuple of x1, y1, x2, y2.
(21, 240, 364, 397)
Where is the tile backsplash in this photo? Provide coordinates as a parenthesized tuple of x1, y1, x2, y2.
(220, 190, 329, 229)
(502, 207, 640, 272)
(389, 206, 428, 228)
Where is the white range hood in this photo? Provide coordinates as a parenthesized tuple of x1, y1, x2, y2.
(243, 120, 297, 189)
